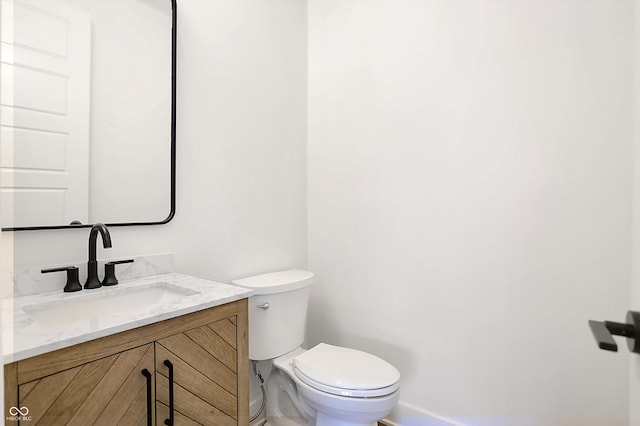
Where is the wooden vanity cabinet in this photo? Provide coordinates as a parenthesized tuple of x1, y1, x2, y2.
(4, 299, 249, 426)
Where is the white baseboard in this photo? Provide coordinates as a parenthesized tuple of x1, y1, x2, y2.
(383, 401, 465, 426)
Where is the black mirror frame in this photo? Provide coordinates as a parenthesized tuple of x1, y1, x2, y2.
(3, 0, 177, 232)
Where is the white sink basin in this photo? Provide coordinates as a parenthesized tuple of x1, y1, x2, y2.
(23, 282, 198, 328)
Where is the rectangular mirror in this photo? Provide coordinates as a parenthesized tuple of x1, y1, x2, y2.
(0, 0, 176, 231)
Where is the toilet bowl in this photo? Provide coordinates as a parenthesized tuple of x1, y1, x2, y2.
(231, 270, 400, 426)
(269, 345, 400, 426)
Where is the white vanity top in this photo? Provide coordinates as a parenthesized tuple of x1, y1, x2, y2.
(2, 273, 252, 363)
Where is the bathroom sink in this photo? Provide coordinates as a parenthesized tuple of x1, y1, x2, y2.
(23, 282, 199, 328)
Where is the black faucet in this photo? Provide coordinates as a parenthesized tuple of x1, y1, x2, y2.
(85, 223, 112, 289)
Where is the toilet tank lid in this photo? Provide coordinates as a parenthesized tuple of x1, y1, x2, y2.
(231, 269, 313, 295)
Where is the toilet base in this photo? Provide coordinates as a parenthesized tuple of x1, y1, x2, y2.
(265, 418, 308, 426)
(265, 369, 380, 426)
(315, 412, 376, 426)
(267, 414, 376, 426)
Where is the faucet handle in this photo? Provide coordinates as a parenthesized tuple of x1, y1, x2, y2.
(102, 259, 134, 286)
(42, 266, 82, 293)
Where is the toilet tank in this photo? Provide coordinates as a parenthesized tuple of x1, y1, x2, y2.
(231, 270, 313, 360)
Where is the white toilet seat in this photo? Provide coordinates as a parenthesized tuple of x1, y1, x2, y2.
(291, 343, 400, 398)
(293, 367, 400, 398)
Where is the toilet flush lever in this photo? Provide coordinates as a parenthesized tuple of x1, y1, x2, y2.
(257, 303, 270, 310)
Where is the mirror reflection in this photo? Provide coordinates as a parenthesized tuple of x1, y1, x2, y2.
(0, 0, 173, 230)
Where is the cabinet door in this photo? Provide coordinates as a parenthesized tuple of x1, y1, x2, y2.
(18, 343, 155, 426)
(156, 316, 239, 426)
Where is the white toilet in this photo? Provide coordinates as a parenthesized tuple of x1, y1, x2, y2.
(231, 270, 400, 426)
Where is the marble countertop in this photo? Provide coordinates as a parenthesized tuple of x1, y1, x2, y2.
(2, 273, 252, 364)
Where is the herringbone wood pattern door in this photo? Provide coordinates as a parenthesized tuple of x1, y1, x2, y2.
(156, 316, 238, 426)
(18, 343, 155, 425)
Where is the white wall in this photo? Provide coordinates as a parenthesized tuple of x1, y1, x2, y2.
(631, 2, 640, 424)
(169, 0, 307, 281)
(307, 1, 632, 424)
(2, 0, 307, 313)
